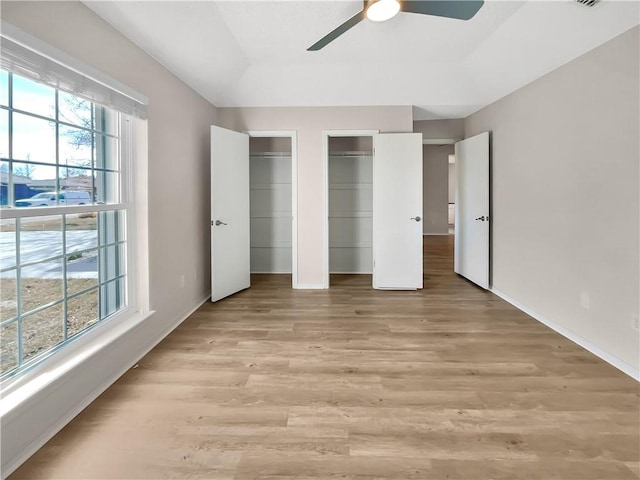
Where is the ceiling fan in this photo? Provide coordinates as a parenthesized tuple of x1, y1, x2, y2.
(307, 0, 485, 51)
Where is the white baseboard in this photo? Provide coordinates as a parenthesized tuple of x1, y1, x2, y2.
(423, 233, 449, 236)
(1, 295, 210, 479)
(491, 288, 639, 381)
(294, 283, 326, 290)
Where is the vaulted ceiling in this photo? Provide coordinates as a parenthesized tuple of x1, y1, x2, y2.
(86, 1, 639, 119)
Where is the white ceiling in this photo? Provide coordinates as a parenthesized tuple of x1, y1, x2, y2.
(85, 0, 639, 119)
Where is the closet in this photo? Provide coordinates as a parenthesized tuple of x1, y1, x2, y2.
(328, 136, 373, 274)
(249, 137, 292, 273)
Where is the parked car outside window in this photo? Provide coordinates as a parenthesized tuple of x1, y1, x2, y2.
(15, 190, 91, 207)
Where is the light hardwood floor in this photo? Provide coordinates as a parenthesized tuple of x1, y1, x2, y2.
(10, 236, 640, 479)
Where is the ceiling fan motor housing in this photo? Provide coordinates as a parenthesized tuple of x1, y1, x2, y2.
(574, 0, 599, 6)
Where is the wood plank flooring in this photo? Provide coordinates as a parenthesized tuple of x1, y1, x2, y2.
(10, 236, 639, 479)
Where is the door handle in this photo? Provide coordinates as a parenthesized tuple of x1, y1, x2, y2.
(410, 216, 421, 222)
(213, 220, 228, 226)
(475, 216, 486, 221)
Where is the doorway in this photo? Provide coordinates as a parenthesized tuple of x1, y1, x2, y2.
(422, 143, 455, 236)
(328, 136, 374, 285)
(248, 132, 298, 286)
(210, 127, 298, 302)
(448, 154, 456, 234)
(419, 133, 490, 289)
(322, 130, 423, 290)
(323, 130, 377, 288)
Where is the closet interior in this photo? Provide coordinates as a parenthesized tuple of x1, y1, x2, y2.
(328, 136, 373, 276)
(249, 137, 292, 274)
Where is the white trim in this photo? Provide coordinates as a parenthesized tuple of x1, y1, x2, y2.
(0, 295, 208, 478)
(0, 306, 145, 409)
(322, 130, 378, 289)
(1, 20, 147, 106)
(120, 116, 137, 320)
(294, 283, 326, 290)
(491, 288, 640, 381)
(423, 233, 450, 236)
(245, 131, 298, 288)
(422, 138, 461, 145)
(131, 117, 150, 322)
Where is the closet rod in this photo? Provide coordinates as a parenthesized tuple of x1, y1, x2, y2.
(249, 152, 292, 158)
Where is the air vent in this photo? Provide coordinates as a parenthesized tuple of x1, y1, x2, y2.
(574, 0, 599, 6)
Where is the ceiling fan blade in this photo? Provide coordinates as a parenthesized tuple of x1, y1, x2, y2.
(401, 1, 484, 21)
(307, 10, 366, 51)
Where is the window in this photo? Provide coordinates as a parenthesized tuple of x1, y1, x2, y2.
(0, 70, 131, 378)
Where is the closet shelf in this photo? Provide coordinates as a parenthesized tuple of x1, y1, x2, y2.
(329, 151, 373, 157)
(249, 152, 292, 158)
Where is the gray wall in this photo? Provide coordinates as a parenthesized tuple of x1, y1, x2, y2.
(414, 119, 464, 140)
(1, 2, 220, 474)
(413, 120, 462, 234)
(249, 136, 292, 154)
(422, 145, 453, 234)
(328, 136, 373, 154)
(465, 26, 639, 371)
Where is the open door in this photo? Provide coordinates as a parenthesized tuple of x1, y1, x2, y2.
(454, 131, 490, 289)
(373, 133, 423, 290)
(211, 125, 250, 302)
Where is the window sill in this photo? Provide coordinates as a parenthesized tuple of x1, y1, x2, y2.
(0, 308, 155, 417)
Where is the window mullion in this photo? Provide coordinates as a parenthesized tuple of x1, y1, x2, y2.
(62, 214, 68, 341)
(92, 106, 96, 207)
(55, 88, 60, 203)
(15, 218, 23, 368)
(7, 73, 14, 207)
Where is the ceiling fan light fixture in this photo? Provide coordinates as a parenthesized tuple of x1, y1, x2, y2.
(365, 0, 401, 22)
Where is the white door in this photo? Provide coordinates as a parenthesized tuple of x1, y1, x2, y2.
(373, 133, 423, 290)
(454, 131, 490, 289)
(211, 125, 250, 302)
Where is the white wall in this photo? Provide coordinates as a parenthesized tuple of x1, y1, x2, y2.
(219, 106, 413, 287)
(422, 145, 453, 234)
(1, 1, 219, 474)
(465, 26, 640, 374)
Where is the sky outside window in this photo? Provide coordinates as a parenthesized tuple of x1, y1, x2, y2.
(1, 70, 118, 182)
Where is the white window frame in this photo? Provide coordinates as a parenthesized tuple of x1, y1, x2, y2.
(0, 25, 151, 396)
